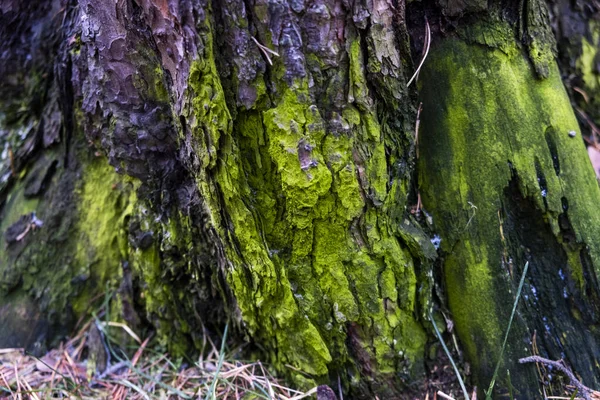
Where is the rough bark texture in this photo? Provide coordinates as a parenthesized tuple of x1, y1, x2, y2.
(1, 0, 599, 398)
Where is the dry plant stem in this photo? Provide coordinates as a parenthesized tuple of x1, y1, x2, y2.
(437, 391, 456, 400)
(251, 36, 279, 65)
(519, 356, 593, 400)
(0, 349, 23, 355)
(415, 102, 422, 159)
(573, 87, 590, 103)
(13, 362, 21, 400)
(96, 361, 130, 380)
(407, 20, 431, 87)
(0, 372, 12, 395)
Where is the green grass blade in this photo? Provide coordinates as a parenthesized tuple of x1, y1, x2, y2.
(570, 388, 578, 400)
(430, 311, 470, 400)
(507, 369, 514, 400)
(205, 323, 229, 400)
(117, 379, 151, 400)
(486, 261, 529, 399)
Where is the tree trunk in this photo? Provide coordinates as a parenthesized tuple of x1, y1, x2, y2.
(1, 0, 598, 398)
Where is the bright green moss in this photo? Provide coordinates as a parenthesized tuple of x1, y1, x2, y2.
(348, 39, 372, 109)
(153, 66, 170, 103)
(263, 88, 332, 228)
(180, 14, 428, 390)
(72, 159, 138, 315)
(188, 26, 232, 170)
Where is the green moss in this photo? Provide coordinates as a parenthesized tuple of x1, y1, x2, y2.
(0, 182, 39, 237)
(153, 66, 170, 103)
(458, 15, 556, 79)
(361, 114, 388, 203)
(459, 19, 518, 58)
(262, 88, 333, 229)
(419, 37, 600, 391)
(129, 210, 201, 354)
(577, 22, 600, 93)
(72, 159, 138, 315)
(179, 11, 428, 392)
(348, 39, 372, 110)
(228, 86, 426, 384)
(188, 26, 232, 170)
(0, 147, 141, 346)
(0, 181, 40, 291)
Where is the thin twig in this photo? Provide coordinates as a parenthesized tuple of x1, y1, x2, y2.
(415, 102, 422, 159)
(465, 202, 477, 229)
(518, 356, 593, 400)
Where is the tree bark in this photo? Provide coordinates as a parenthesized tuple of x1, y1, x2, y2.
(1, 0, 598, 398)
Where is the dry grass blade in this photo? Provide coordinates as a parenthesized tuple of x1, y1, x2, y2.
(438, 391, 457, 400)
(100, 321, 142, 344)
(0, 321, 311, 400)
(288, 386, 319, 400)
(0, 368, 13, 397)
(0, 349, 23, 355)
(407, 19, 431, 87)
(251, 36, 279, 65)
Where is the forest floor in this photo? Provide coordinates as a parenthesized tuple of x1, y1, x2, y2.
(0, 319, 314, 399)
(0, 318, 597, 399)
(0, 318, 466, 400)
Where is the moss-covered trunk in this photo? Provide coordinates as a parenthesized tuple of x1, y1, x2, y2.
(1, 0, 599, 397)
(417, 0, 600, 397)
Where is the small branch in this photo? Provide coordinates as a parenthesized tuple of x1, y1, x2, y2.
(518, 356, 593, 400)
(415, 102, 422, 159)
